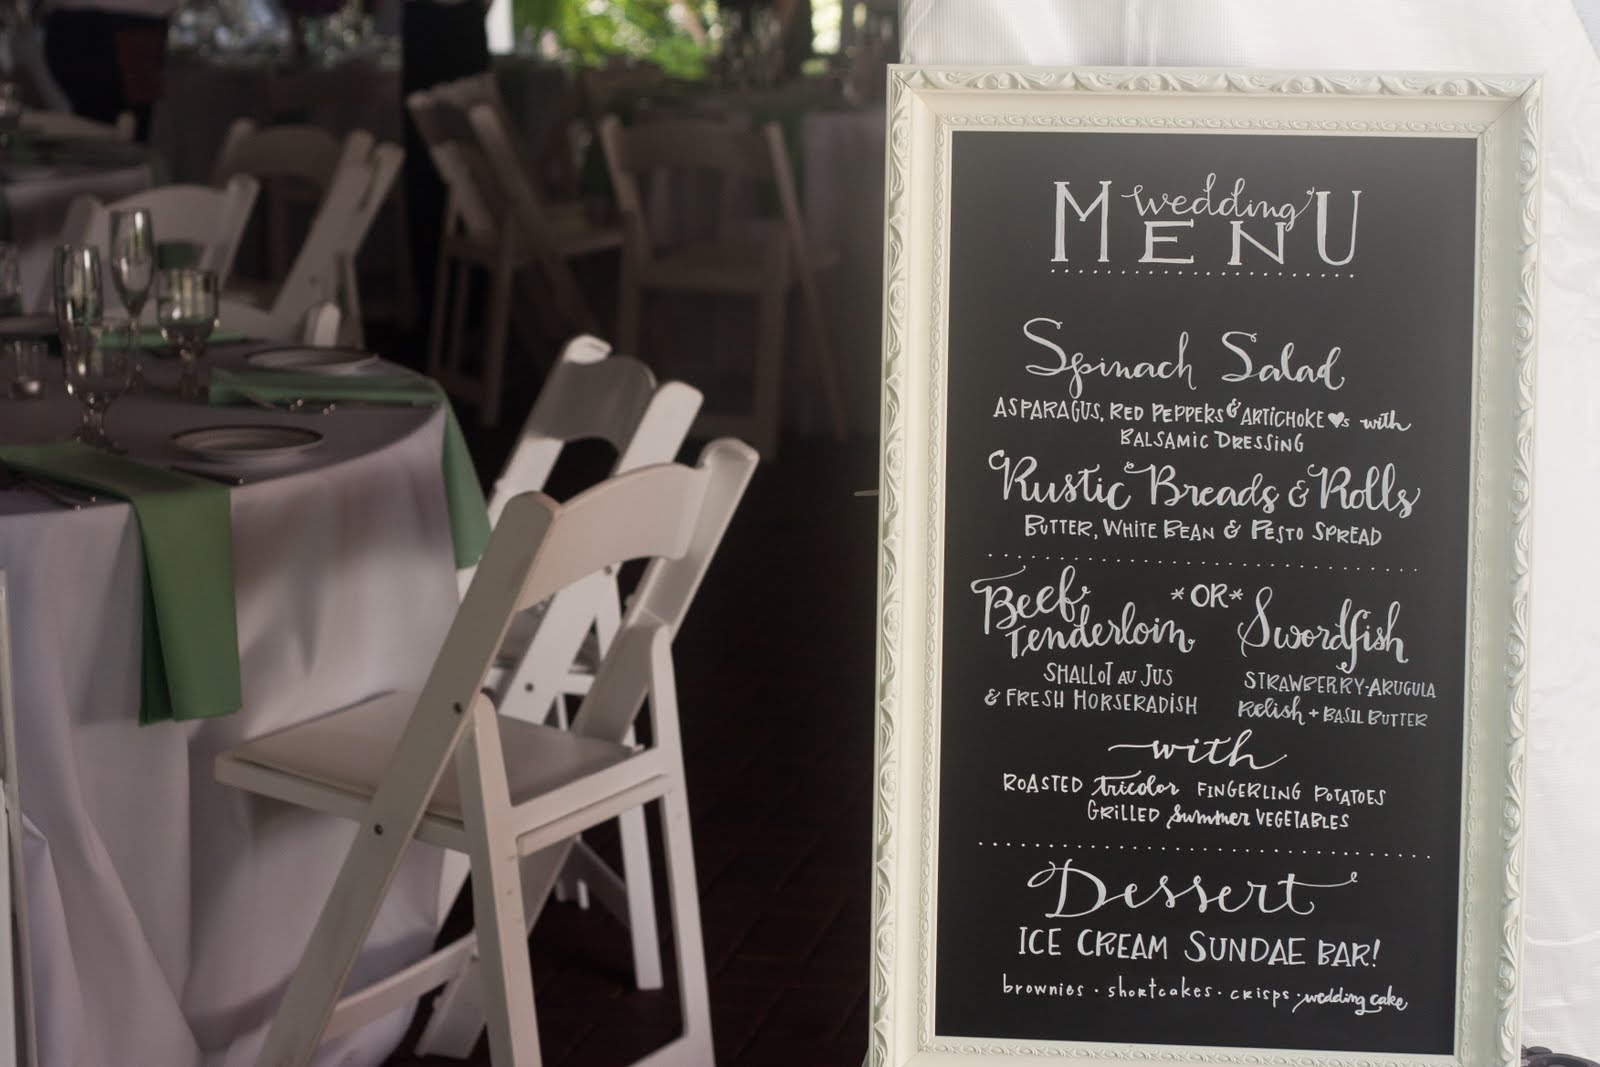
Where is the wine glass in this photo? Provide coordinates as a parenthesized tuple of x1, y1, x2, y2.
(155, 267, 218, 400)
(109, 208, 155, 378)
(62, 340, 132, 451)
(53, 244, 104, 361)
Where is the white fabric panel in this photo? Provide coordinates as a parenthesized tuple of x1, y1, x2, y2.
(900, 0, 1600, 1054)
(0, 387, 459, 1065)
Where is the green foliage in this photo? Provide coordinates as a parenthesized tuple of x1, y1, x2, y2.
(512, 0, 712, 79)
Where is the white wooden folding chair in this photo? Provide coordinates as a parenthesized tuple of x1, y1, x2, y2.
(0, 573, 38, 1067)
(215, 438, 758, 1067)
(598, 113, 849, 459)
(219, 145, 403, 349)
(60, 176, 261, 290)
(209, 119, 376, 287)
(217, 299, 343, 346)
(19, 108, 134, 141)
(440, 333, 703, 992)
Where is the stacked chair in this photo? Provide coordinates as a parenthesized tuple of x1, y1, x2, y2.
(214, 431, 757, 1065)
(598, 113, 849, 459)
(409, 76, 622, 428)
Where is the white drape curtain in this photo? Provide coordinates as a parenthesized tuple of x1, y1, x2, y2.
(900, 0, 1600, 1054)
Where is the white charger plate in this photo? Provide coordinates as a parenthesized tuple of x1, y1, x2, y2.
(244, 345, 380, 375)
(171, 424, 324, 466)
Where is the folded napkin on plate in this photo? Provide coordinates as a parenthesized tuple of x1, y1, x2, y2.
(0, 443, 241, 725)
(208, 367, 490, 568)
(101, 328, 247, 349)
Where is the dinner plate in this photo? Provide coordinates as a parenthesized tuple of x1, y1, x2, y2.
(244, 345, 380, 375)
(171, 424, 324, 466)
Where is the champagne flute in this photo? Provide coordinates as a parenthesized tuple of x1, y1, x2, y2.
(61, 339, 132, 451)
(53, 244, 104, 361)
(109, 208, 155, 382)
(155, 267, 218, 400)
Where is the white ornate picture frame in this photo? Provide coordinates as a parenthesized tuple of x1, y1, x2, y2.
(871, 67, 1539, 1067)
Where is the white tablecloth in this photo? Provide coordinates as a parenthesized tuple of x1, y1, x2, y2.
(0, 356, 461, 1065)
(900, 0, 1600, 1053)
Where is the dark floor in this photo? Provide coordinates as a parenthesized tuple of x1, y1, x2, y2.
(377, 322, 880, 1067)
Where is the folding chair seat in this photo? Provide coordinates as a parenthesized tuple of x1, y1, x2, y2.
(214, 438, 758, 1067)
(598, 114, 848, 459)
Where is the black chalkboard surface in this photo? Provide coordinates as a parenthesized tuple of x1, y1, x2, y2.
(933, 131, 1474, 1050)
(872, 69, 1539, 1067)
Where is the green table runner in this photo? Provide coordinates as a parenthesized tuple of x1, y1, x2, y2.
(101, 328, 248, 349)
(208, 367, 490, 568)
(0, 443, 241, 725)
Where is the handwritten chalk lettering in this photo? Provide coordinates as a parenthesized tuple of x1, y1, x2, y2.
(1298, 463, 1421, 518)
(1213, 430, 1306, 453)
(1195, 780, 1303, 802)
(1251, 520, 1304, 542)
(1087, 801, 1164, 823)
(1291, 985, 1408, 1016)
(1026, 859, 1359, 919)
(990, 451, 1133, 510)
(1312, 522, 1383, 545)
(1106, 975, 1216, 1000)
(1122, 429, 1216, 451)
(1219, 332, 1345, 391)
(1024, 516, 1096, 537)
(1108, 729, 1285, 771)
(1242, 671, 1436, 699)
(1094, 772, 1181, 798)
(969, 565, 1197, 658)
(1120, 174, 1316, 230)
(1165, 804, 1252, 829)
(1042, 661, 1115, 685)
(1110, 402, 1144, 421)
(1102, 517, 1160, 539)
(1125, 462, 1284, 515)
(1367, 709, 1429, 728)
(1318, 938, 1382, 967)
(1236, 695, 1307, 725)
(1003, 773, 1085, 794)
(1001, 974, 1088, 997)
(1236, 405, 1326, 429)
(1312, 785, 1387, 806)
(1022, 320, 1198, 397)
(1078, 929, 1169, 960)
(1018, 926, 1063, 956)
(1229, 987, 1297, 1008)
(1052, 180, 1113, 263)
(1150, 402, 1231, 424)
(1073, 689, 1199, 714)
(1184, 931, 1306, 966)
(1360, 409, 1412, 431)
(1253, 808, 1351, 830)
(1237, 587, 1409, 674)
(992, 396, 1105, 421)
(1163, 518, 1215, 541)
(1142, 219, 1196, 264)
(1003, 689, 1067, 708)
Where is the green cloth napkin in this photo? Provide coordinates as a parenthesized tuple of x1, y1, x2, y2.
(0, 442, 242, 725)
(208, 367, 490, 568)
(101, 328, 247, 349)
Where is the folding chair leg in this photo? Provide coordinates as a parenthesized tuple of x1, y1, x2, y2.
(426, 251, 451, 380)
(454, 702, 542, 1066)
(417, 841, 571, 1060)
(651, 785, 713, 1064)
(617, 803, 664, 990)
(750, 282, 787, 460)
(617, 261, 641, 356)
(447, 261, 472, 384)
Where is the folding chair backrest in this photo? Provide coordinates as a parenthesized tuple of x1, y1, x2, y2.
(0, 573, 37, 1067)
(60, 176, 261, 288)
(210, 119, 373, 191)
(407, 89, 501, 242)
(487, 335, 703, 525)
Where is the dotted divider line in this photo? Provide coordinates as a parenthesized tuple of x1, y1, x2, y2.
(1050, 267, 1354, 279)
(979, 842, 1429, 860)
(984, 552, 1419, 574)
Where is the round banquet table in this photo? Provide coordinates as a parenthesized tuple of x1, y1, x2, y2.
(0, 347, 460, 1066)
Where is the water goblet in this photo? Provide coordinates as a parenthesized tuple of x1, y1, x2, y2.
(155, 267, 218, 400)
(109, 208, 155, 385)
(61, 339, 132, 451)
(53, 244, 104, 359)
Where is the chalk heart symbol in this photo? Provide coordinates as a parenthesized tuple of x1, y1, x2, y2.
(1329, 412, 1348, 427)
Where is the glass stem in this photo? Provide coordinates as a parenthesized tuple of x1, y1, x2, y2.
(82, 405, 103, 439)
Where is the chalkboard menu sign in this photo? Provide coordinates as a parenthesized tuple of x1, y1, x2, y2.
(871, 68, 1540, 1067)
